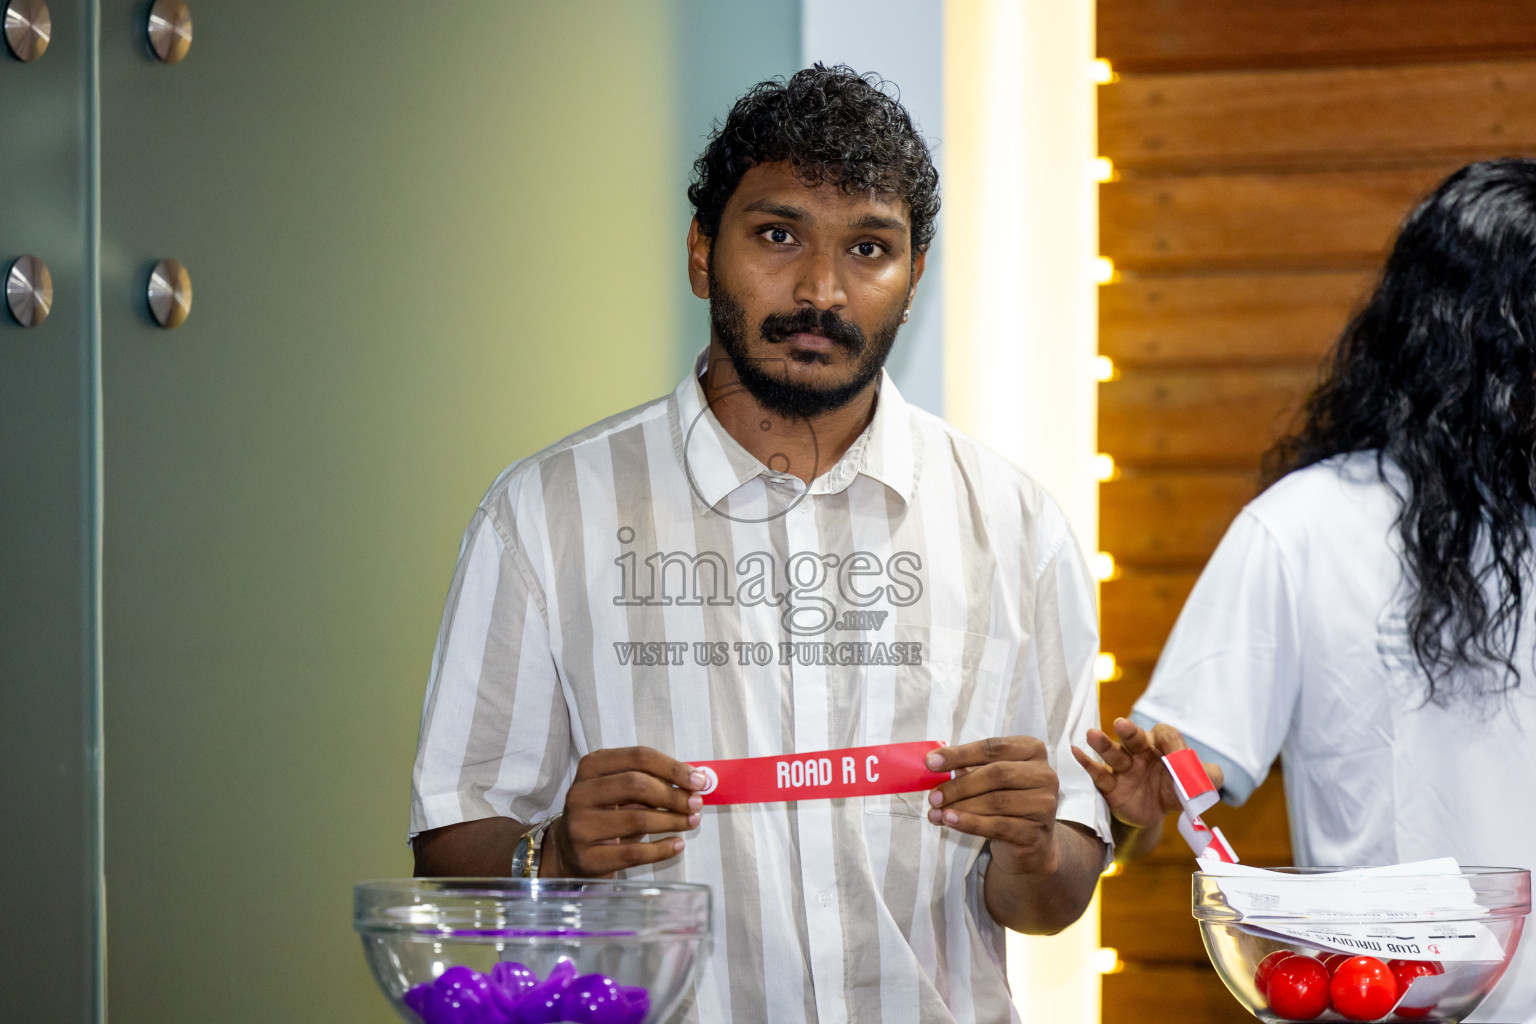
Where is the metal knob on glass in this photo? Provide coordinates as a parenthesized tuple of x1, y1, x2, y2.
(146, 0, 191, 63)
(6, 255, 52, 328)
(147, 259, 192, 329)
(3, 0, 49, 62)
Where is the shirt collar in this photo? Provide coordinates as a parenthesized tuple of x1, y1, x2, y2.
(670, 349, 919, 512)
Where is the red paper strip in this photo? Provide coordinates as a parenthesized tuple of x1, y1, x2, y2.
(1203, 827, 1238, 864)
(1164, 748, 1216, 806)
(1164, 749, 1240, 864)
(691, 741, 951, 806)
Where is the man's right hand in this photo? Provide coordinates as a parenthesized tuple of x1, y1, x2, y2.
(544, 746, 705, 878)
(1070, 719, 1224, 830)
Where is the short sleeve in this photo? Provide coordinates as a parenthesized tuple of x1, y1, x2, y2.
(1017, 526, 1114, 860)
(1132, 509, 1301, 803)
(409, 504, 575, 839)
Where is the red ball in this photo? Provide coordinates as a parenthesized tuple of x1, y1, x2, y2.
(1254, 950, 1296, 997)
(1267, 955, 1331, 1021)
(1330, 956, 1398, 1021)
(1320, 952, 1351, 973)
(1388, 960, 1445, 1019)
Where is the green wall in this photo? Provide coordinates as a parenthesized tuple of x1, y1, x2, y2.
(93, 3, 797, 1022)
(0, 3, 101, 1021)
(669, 0, 805, 379)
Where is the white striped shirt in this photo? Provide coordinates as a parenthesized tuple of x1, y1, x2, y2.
(411, 357, 1111, 1024)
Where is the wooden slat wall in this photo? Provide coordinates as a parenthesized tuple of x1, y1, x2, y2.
(1098, 0, 1536, 74)
(1098, 366, 1315, 468)
(1100, 272, 1373, 367)
(1101, 61, 1536, 173)
(1101, 166, 1453, 272)
(1094, 4, 1536, 1021)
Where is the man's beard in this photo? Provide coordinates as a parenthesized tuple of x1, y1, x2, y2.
(708, 265, 904, 419)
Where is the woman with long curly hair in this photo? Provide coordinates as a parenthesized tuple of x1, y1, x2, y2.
(1075, 158, 1536, 1022)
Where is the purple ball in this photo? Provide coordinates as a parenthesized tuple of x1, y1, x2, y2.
(403, 981, 434, 1020)
(618, 985, 650, 1024)
(491, 961, 538, 998)
(554, 974, 626, 1024)
(419, 987, 481, 1024)
(437, 966, 494, 995)
(514, 960, 577, 1024)
(421, 967, 498, 1024)
(487, 961, 537, 1018)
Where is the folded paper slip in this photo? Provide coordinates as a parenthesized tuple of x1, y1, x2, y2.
(1165, 746, 1218, 816)
(1163, 747, 1239, 864)
(691, 740, 953, 806)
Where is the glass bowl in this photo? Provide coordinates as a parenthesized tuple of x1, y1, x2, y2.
(1193, 866, 1529, 1023)
(355, 878, 711, 1024)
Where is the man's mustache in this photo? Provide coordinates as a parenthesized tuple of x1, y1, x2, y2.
(759, 307, 866, 353)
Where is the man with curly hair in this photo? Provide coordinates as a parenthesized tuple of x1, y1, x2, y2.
(410, 65, 1110, 1023)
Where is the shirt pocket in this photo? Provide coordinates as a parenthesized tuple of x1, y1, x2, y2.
(862, 623, 1011, 819)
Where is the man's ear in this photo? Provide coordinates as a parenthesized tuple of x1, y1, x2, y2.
(687, 217, 711, 300)
(907, 249, 927, 305)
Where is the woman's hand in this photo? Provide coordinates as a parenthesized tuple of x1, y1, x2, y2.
(1071, 719, 1224, 829)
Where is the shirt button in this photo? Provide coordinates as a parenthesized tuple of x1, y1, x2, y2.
(817, 889, 832, 907)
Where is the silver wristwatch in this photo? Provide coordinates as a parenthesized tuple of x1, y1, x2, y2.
(511, 815, 560, 878)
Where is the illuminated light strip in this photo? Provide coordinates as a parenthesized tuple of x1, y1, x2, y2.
(1092, 947, 1123, 974)
(944, 2, 1102, 1019)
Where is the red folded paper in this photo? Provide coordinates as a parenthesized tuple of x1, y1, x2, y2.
(691, 740, 952, 806)
(1164, 747, 1218, 813)
(1162, 747, 1239, 864)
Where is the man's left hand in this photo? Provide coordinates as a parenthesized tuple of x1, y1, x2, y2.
(925, 736, 1060, 876)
